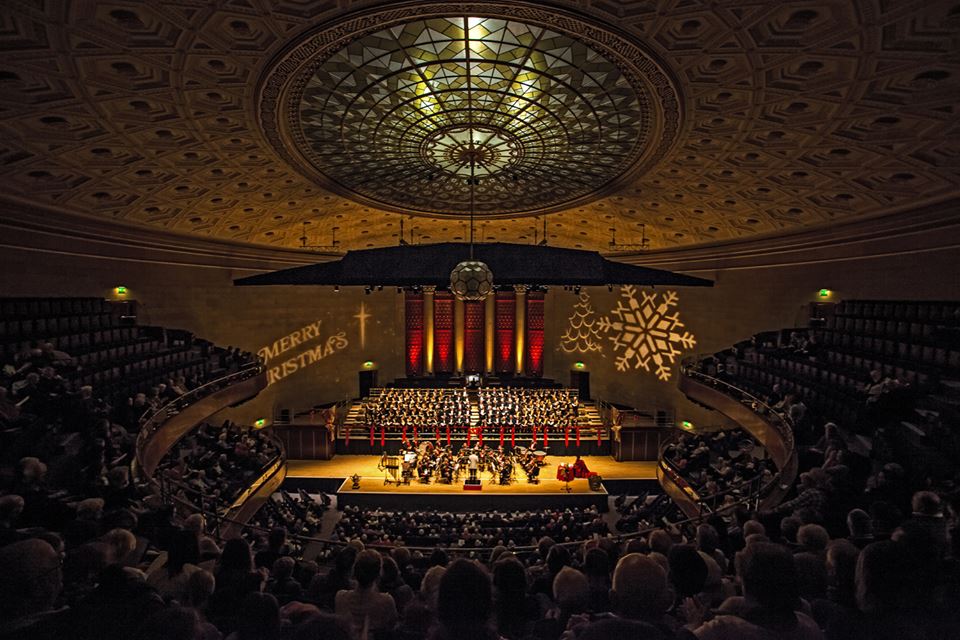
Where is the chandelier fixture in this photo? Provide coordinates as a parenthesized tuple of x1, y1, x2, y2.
(449, 142, 494, 301)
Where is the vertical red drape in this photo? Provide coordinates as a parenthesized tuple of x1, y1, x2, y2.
(511, 426, 515, 447)
(543, 427, 548, 448)
(433, 292, 454, 373)
(564, 427, 569, 448)
(381, 426, 385, 448)
(525, 290, 545, 376)
(494, 292, 515, 373)
(576, 426, 581, 447)
(404, 292, 424, 376)
(500, 426, 504, 448)
(446, 426, 451, 445)
(464, 300, 485, 373)
(370, 426, 374, 447)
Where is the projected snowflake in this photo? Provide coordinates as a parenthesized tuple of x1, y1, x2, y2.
(597, 286, 697, 381)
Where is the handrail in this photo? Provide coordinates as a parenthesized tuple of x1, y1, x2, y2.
(133, 362, 264, 479)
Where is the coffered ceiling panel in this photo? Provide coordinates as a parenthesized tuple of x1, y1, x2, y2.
(0, 0, 957, 253)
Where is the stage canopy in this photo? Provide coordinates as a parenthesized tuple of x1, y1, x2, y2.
(233, 243, 712, 288)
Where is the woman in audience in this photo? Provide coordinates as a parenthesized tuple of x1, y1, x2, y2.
(208, 538, 263, 632)
(147, 529, 201, 602)
(334, 549, 398, 637)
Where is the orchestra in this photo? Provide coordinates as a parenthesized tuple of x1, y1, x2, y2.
(388, 440, 549, 485)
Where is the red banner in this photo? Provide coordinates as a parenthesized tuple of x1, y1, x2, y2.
(381, 426, 385, 448)
(433, 292, 455, 373)
(544, 427, 548, 448)
(370, 426, 374, 447)
(447, 426, 451, 445)
(511, 426, 515, 448)
(564, 427, 569, 448)
(494, 291, 515, 373)
(405, 292, 424, 376)
(576, 426, 581, 447)
(525, 290, 545, 376)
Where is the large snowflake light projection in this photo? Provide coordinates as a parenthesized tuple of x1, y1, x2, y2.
(597, 286, 697, 381)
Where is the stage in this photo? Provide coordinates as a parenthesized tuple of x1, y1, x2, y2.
(283, 455, 659, 511)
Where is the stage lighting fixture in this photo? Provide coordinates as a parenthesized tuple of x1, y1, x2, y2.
(334, 285, 340, 292)
(364, 286, 372, 295)
(574, 285, 581, 295)
(377, 285, 383, 291)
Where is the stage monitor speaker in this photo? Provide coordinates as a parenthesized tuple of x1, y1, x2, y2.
(358, 369, 378, 399)
(570, 370, 591, 401)
(588, 474, 603, 491)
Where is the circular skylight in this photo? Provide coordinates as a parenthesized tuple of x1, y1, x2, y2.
(260, 6, 681, 217)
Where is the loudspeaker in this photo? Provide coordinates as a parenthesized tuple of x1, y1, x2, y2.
(358, 369, 378, 399)
(588, 474, 603, 491)
(570, 370, 591, 401)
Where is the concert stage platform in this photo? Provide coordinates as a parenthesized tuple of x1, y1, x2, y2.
(283, 456, 658, 511)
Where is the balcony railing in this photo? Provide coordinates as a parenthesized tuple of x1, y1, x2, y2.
(676, 362, 799, 508)
(134, 362, 266, 478)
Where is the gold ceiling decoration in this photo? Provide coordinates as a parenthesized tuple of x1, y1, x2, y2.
(260, 11, 680, 217)
(0, 1, 957, 252)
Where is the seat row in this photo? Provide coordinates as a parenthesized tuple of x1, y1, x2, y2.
(0, 312, 118, 341)
(0, 296, 112, 319)
(833, 299, 960, 324)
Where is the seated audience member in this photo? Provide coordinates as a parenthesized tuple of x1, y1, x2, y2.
(229, 592, 281, 640)
(492, 556, 539, 639)
(433, 559, 497, 640)
(335, 549, 397, 636)
(0, 538, 64, 638)
(691, 542, 823, 640)
(266, 556, 303, 605)
(147, 529, 201, 602)
(208, 538, 264, 632)
(907, 491, 950, 554)
(570, 553, 676, 640)
(845, 509, 875, 549)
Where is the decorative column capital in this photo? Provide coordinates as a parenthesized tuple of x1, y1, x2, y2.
(513, 284, 529, 295)
(422, 285, 437, 294)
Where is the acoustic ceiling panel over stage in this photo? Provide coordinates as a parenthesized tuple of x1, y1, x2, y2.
(232, 242, 713, 288)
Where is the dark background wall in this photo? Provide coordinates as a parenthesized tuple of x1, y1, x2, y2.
(3, 243, 959, 425)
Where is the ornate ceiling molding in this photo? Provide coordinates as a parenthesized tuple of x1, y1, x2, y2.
(257, 2, 683, 217)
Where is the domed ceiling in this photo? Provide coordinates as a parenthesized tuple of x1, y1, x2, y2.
(262, 14, 679, 217)
(0, 0, 958, 253)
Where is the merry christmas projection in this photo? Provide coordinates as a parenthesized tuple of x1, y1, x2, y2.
(596, 287, 697, 381)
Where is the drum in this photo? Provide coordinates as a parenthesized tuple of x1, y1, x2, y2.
(534, 450, 547, 463)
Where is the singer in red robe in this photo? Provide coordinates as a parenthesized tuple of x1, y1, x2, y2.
(572, 455, 590, 478)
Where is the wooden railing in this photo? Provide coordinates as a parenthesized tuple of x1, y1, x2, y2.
(677, 364, 799, 508)
(134, 363, 266, 478)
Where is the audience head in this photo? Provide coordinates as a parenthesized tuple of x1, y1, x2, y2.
(846, 508, 873, 539)
(648, 529, 673, 555)
(235, 592, 281, 640)
(797, 524, 829, 553)
(742, 520, 765, 538)
(667, 544, 708, 599)
(353, 549, 382, 589)
(492, 555, 527, 598)
(219, 537, 253, 574)
(0, 538, 62, 621)
(421, 565, 446, 610)
(695, 524, 720, 554)
(137, 606, 201, 640)
(437, 559, 493, 633)
(610, 553, 670, 619)
(552, 566, 588, 611)
(186, 568, 215, 608)
(780, 516, 801, 544)
(735, 542, 799, 613)
(273, 556, 296, 582)
(911, 491, 942, 516)
(103, 528, 136, 565)
(583, 546, 610, 580)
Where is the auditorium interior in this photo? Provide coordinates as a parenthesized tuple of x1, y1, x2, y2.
(1, 1, 959, 639)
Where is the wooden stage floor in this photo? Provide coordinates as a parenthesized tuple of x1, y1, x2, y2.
(286, 455, 657, 496)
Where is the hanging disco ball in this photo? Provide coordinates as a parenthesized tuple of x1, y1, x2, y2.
(449, 260, 494, 301)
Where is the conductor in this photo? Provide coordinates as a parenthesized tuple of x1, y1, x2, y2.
(468, 451, 479, 482)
